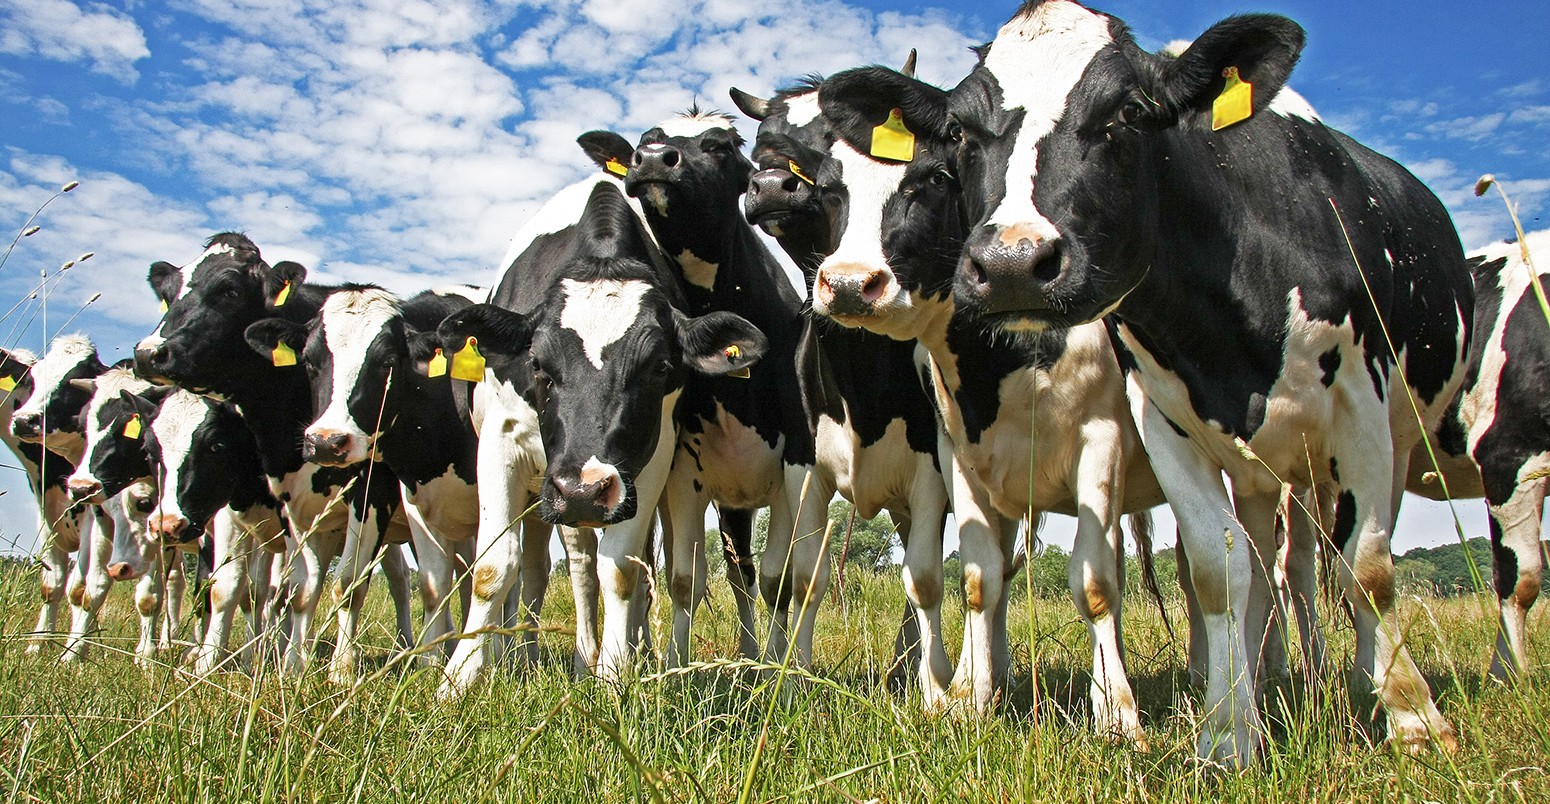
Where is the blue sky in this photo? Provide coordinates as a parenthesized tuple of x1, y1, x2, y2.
(1, 0, 1546, 556)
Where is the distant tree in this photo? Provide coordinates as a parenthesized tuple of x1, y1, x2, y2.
(831, 499, 899, 574)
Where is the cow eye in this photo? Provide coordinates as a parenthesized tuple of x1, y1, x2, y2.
(947, 120, 963, 144)
(1116, 98, 1148, 128)
(208, 442, 224, 454)
(929, 169, 952, 187)
(653, 359, 672, 376)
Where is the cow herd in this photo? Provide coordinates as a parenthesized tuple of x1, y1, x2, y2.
(5, 1, 1546, 768)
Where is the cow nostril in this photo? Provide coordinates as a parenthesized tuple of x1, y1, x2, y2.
(781, 175, 800, 193)
(632, 152, 643, 166)
(662, 150, 679, 168)
(1031, 241, 1062, 284)
(861, 272, 888, 303)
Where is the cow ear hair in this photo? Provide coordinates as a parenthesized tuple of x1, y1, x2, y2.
(68, 377, 97, 393)
(243, 317, 308, 360)
(149, 261, 182, 307)
(437, 304, 531, 359)
(404, 330, 442, 374)
(118, 389, 161, 422)
(675, 310, 768, 377)
(577, 131, 636, 175)
(262, 261, 308, 307)
(818, 67, 952, 143)
(729, 88, 771, 121)
(1158, 14, 1305, 122)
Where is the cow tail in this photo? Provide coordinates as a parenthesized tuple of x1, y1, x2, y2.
(1128, 511, 1173, 639)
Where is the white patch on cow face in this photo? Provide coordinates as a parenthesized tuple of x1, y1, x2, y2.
(431, 284, 487, 303)
(783, 92, 821, 127)
(982, 1, 1113, 239)
(15, 333, 96, 432)
(149, 390, 216, 523)
(654, 112, 737, 139)
(1269, 86, 1320, 123)
(310, 289, 399, 451)
(676, 250, 719, 290)
(559, 279, 652, 370)
(143, 241, 239, 348)
(813, 139, 910, 322)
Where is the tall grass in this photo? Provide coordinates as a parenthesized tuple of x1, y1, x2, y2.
(0, 557, 1544, 802)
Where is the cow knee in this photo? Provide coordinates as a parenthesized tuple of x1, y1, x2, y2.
(607, 565, 637, 600)
(137, 593, 162, 616)
(905, 570, 942, 610)
(1351, 554, 1397, 613)
(1511, 572, 1541, 611)
(1078, 575, 1117, 621)
(668, 572, 695, 608)
(471, 563, 502, 602)
(69, 584, 87, 608)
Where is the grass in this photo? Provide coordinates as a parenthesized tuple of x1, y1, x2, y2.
(0, 557, 1545, 803)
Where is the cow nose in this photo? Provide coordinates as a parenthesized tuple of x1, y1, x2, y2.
(107, 562, 140, 582)
(67, 478, 103, 503)
(10, 413, 41, 441)
(149, 513, 189, 541)
(545, 462, 625, 526)
(633, 143, 682, 173)
(957, 226, 1063, 314)
(816, 263, 893, 317)
(745, 168, 814, 220)
(303, 430, 354, 466)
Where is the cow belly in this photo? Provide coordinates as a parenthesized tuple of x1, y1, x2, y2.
(403, 470, 479, 542)
(816, 415, 922, 520)
(680, 404, 783, 508)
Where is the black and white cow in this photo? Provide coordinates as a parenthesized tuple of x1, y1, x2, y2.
(730, 83, 956, 703)
(245, 285, 493, 666)
(941, 2, 1470, 762)
(436, 175, 765, 698)
(578, 112, 827, 669)
(740, 68, 1165, 741)
(128, 388, 288, 674)
(134, 233, 413, 683)
(0, 347, 83, 655)
(1406, 229, 1550, 680)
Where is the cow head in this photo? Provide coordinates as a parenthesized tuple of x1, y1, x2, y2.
(104, 479, 160, 582)
(65, 367, 164, 504)
(136, 232, 306, 393)
(440, 287, 765, 528)
(245, 287, 438, 467)
(733, 82, 846, 270)
(141, 389, 255, 544)
(949, 0, 1304, 330)
(10, 334, 105, 453)
(0, 348, 38, 426)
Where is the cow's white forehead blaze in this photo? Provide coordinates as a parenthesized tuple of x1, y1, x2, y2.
(83, 368, 151, 435)
(180, 241, 235, 301)
(559, 279, 653, 370)
(983, 0, 1113, 235)
(654, 112, 738, 139)
(317, 289, 400, 434)
(149, 390, 216, 519)
(19, 334, 95, 414)
(822, 139, 908, 270)
(783, 92, 821, 127)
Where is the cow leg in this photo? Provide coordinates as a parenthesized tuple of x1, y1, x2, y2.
(1232, 488, 1282, 693)
(901, 457, 951, 708)
(194, 510, 250, 674)
(888, 516, 922, 690)
(946, 442, 1010, 712)
(1488, 478, 1545, 680)
(380, 542, 414, 652)
(328, 513, 384, 685)
(663, 465, 712, 667)
(31, 539, 72, 654)
(1173, 533, 1208, 687)
(244, 540, 279, 668)
(773, 463, 831, 668)
(285, 526, 342, 678)
(759, 469, 800, 663)
(162, 549, 188, 653)
(62, 510, 115, 663)
(408, 507, 455, 666)
(1070, 428, 1142, 744)
(1283, 489, 1328, 683)
(717, 507, 760, 661)
(1331, 414, 1455, 753)
(561, 526, 600, 675)
(517, 518, 553, 667)
(1134, 394, 1259, 766)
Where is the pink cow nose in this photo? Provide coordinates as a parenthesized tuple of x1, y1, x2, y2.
(149, 514, 189, 541)
(67, 477, 104, 502)
(106, 562, 140, 582)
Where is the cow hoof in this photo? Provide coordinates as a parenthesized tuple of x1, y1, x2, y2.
(1196, 724, 1257, 769)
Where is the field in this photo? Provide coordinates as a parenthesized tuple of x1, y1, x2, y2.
(0, 554, 1546, 803)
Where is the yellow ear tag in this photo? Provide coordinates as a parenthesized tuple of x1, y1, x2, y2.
(605, 158, 629, 177)
(0, 376, 15, 392)
(159, 299, 169, 314)
(870, 108, 915, 162)
(426, 348, 448, 378)
(271, 342, 297, 367)
(788, 160, 814, 186)
(723, 344, 750, 379)
(450, 337, 486, 383)
(1212, 66, 1253, 131)
(273, 280, 292, 307)
(122, 414, 142, 440)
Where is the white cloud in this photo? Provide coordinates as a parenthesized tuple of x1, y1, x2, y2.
(0, 0, 149, 82)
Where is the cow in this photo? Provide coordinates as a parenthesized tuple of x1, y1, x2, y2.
(244, 285, 494, 666)
(435, 175, 766, 698)
(939, 1, 1470, 763)
(127, 388, 289, 673)
(576, 111, 824, 670)
(736, 67, 1165, 744)
(134, 233, 414, 683)
(729, 82, 956, 703)
(0, 347, 84, 655)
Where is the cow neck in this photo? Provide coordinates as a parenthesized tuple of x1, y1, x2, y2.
(224, 286, 333, 481)
(649, 208, 803, 332)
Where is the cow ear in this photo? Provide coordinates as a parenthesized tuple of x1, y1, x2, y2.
(818, 67, 952, 151)
(404, 331, 442, 374)
(577, 131, 635, 177)
(438, 304, 531, 361)
(1158, 14, 1305, 124)
(149, 261, 183, 308)
(118, 389, 161, 422)
(675, 310, 768, 376)
(68, 377, 98, 393)
(263, 261, 308, 308)
(729, 88, 772, 122)
(243, 318, 308, 363)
